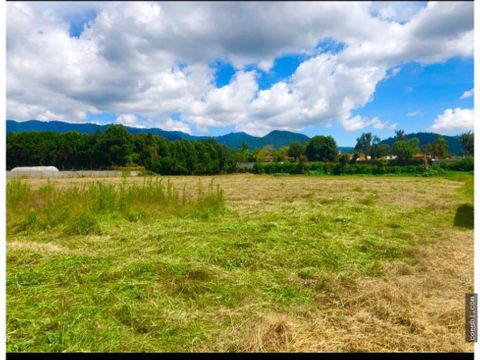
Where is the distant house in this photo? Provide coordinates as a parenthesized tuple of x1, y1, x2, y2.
(355, 153, 368, 161)
(412, 153, 430, 159)
(11, 166, 59, 172)
(379, 155, 397, 160)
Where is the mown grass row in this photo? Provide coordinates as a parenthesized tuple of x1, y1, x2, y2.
(7, 178, 225, 235)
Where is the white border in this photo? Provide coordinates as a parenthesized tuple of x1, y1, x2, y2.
(1, 0, 6, 358)
(0, 2, 477, 357)
(475, 0, 479, 356)
(474, 0, 479, 355)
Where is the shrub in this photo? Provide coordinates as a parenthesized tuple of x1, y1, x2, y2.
(421, 167, 447, 177)
(247, 157, 472, 176)
(439, 157, 474, 172)
(309, 162, 325, 172)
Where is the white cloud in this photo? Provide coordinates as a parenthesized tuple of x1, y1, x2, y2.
(461, 88, 474, 99)
(183, 53, 395, 135)
(337, 114, 396, 132)
(116, 114, 138, 126)
(6, 2, 474, 136)
(429, 108, 474, 134)
(160, 118, 191, 134)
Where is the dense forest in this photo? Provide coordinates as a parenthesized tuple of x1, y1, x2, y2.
(7, 125, 236, 174)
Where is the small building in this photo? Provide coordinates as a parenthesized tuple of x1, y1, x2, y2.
(236, 162, 256, 170)
(356, 153, 367, 161)
(412, 153, 430, 159)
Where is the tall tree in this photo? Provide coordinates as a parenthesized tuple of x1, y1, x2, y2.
(277, 146, 290, 161)
(432, 135, 449, 159)
(460, 131, 474, 157)
(305, 136, 338, 162)
(393, 138, 420, 163)
(370, 135, 382, 159)
(256, 145, 275, 162)
(354, 133, 373, 158)
(395, 130, 406, 141)
(288, 141, 303, 161)
(372, 144, 391, 159)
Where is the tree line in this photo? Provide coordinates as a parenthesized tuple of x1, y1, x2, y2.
(243, 130, 473, 165)
(352, 130, 474, 162)
(7, 125, 236, 174)
(7, 124, 474, 174)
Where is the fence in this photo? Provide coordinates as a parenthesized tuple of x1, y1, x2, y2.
(6, 170, 126, 179)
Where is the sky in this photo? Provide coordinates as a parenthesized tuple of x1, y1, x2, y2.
(6, 1, 474, 146)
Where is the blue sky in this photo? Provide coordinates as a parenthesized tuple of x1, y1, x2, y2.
(7, 2, 474, 146)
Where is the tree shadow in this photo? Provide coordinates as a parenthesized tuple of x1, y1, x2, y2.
(454, 204, 474, 229)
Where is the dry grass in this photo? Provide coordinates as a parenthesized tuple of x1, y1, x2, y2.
(7, 174, 473, 352)
(8, 241, 73, 255)
(235, 229, 473, 352)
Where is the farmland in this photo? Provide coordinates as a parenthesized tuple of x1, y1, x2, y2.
(6, 174, 474, 352)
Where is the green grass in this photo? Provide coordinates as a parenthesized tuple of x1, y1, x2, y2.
(7, 178, 224, 236)
(6, 174, 473, 352)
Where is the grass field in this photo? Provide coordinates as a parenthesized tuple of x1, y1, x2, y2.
(6, 174, 474, 352)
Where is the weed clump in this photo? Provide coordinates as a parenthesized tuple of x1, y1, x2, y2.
(7, 178, 225, 235)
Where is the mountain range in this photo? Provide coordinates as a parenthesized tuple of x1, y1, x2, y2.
(6, 119, 314, 150)
(6, 120, 464, 154)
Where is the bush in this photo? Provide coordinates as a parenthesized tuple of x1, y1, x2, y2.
(421, 167, 447, 177)
(439, 157, 474, 172)
(390, 158, 427, 166)
(308, 162, 326, 173)
(253, 161, 306, 175)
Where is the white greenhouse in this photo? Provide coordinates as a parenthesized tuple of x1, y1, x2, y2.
(11, 166, 59, 172)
